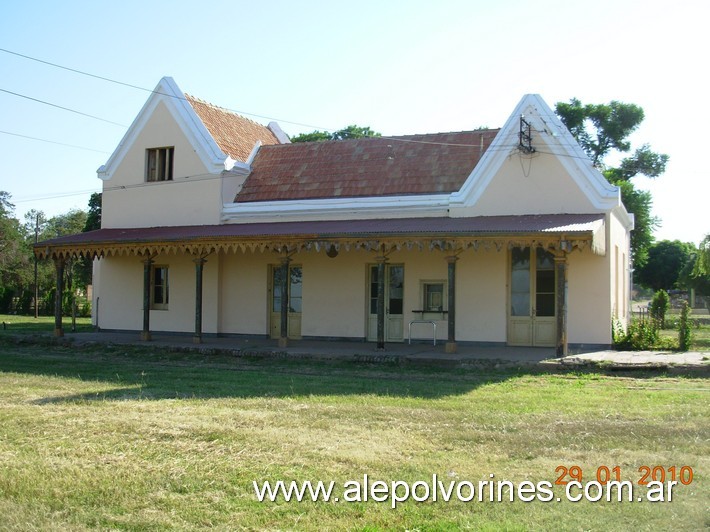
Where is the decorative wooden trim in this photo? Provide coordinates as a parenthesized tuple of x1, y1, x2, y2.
(35, 233, 596, 261)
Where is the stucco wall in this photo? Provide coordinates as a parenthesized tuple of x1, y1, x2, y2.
(459, 152, 599, 217)
(94, 256, 143, 331)
(101, 101, 222, 228)
(608, 211, 631, 324)
(219, 251, 269, 336)
(94, 242, 619, 346)
(567, 248, 612, 345)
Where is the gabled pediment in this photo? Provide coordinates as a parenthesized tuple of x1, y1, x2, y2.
(449, 94, 621, 215)
(97, 77, 233, 180)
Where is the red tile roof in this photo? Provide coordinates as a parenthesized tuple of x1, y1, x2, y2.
(236, 130, 499, 202)
(185, 95, 280, 162)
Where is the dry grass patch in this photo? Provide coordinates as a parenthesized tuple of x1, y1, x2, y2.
(0, 339, 707, 530)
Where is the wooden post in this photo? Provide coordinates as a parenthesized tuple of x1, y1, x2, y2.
(53, 256, 65, 337)
(555, 255, 568, 357)
(141, 257, 153, 341)
(376, 255, 386, 350)
(193, 256, 207, 344)
(446, 255, 458, 353)
(279, 257, 290, 348)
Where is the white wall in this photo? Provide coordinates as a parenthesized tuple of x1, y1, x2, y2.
(455, 152, 599, 217)
(101, 101, 223, 228)
(95, 243, 618, 346)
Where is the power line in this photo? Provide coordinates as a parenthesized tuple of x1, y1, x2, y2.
(0, 47, 523, 150)
(0, 47, 329, 131)
(13, 188, 100, 203)
(0, 130, 111, 153)
(0, 88, 128, 127)
(10, 143, 525, 204)
(0, 47, 158, 94)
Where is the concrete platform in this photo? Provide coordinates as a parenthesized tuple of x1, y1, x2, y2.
(45, 330, 710, 369)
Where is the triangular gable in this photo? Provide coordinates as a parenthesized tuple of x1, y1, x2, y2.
(97, 77, 239, 180)
(449, 94, 621, 214)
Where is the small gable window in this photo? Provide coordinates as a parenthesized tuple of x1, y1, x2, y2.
(146, 147, 174, 182)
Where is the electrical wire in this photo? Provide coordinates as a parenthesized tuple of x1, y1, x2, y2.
(1, 46, 608, 209)
(0, 47, 329, 131)
(0, 88, 128, 127)
(2, 46, 579, 155)
(0, 130, 111, 153)
(9, 142, 525, 204)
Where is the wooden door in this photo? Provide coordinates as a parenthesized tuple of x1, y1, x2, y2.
(367, 264, 404, 342)
(269, 265, 302, 339)
(508, 248, 556, 347)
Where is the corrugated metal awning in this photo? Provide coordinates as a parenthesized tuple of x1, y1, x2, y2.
(35, 214, 606, 259)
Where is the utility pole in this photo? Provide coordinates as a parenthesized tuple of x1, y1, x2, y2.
(34, 213, 39, 318)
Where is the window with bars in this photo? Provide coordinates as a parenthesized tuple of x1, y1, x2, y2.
(146, 147, 174, 182)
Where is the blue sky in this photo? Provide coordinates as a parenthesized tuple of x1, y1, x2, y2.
(1, 0, 707, 244)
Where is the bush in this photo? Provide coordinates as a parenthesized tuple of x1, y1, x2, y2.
(612, 315, 678, 351)
(649, 290, 670, 328)
(678, 301, 693, 351)
(79, 300, 91, 318)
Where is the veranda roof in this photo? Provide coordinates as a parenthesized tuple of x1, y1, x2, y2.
(35, 213, 606, 260)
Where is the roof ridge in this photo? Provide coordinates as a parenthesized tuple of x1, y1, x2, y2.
(256, 129, 501, 149)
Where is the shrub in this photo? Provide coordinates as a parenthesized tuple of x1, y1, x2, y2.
(678, 301, 693, 351)
(79, 300, 92, 318)
(612, 315, 679, 351)
(649, 290, 670, 328)
(613, 316, 658, 350)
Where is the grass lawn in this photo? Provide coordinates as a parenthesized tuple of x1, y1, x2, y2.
(657, 323, 710, 351)
(0, 335, 707, 529)
(0, 314, 93, 334)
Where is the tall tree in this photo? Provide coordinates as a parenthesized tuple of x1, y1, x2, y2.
(83, 192, 102, 232)
(692, 234, 710, 277)
(635, 240, 695, 292)
(77, 192, 102, 287)
(0, 192, 22, 271)
(291, 125, 381, 143)
(555, 99, 645, 167)
(0, 192, 30, 311)
(555, 99, 669, 269)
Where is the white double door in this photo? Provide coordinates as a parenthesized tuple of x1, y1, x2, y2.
(508, 247, 556, 347)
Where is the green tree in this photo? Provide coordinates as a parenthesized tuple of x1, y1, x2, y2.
(44, 210, 89, 297)
(555, 99, 645, 167)
(0, 192, 23, 272)
(77, 192, 102, 287)
(680, 236, 710, 310)
(614, 180, 657, 269)
(692, 234, 710, 277)
(0, 191, 31, 311)
(635, 240, 695, 292)
(83, 192, 102, 232)
(291, 125, 381, 143)
(555, 99, 668, 268)
(649, 289, 670, 329)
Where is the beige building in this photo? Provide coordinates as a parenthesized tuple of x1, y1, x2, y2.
(36, 77, 633, 354)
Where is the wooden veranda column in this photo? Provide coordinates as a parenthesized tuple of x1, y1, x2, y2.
(555, 254, 568, 357)
(193, 256, 207, 344)
(376, 255, 387, 350)
(278, 257, 290, 348)
(53, 256, 65, 337)
(445, 255, 458, 353)
(141, 257, 153, 341)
